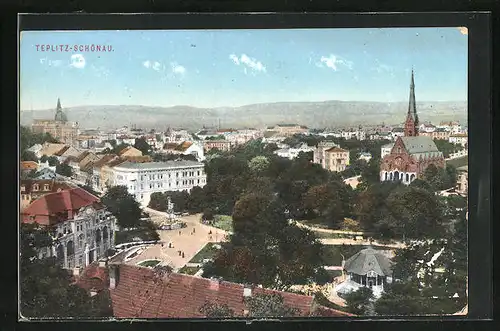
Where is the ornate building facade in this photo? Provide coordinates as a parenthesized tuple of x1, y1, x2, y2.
(380, 71, 445, 185)
(21, 187, 117, 270)
(31, 98, 79, 147)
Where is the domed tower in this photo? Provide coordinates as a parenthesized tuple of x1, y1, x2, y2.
(54, 98, 68, 122)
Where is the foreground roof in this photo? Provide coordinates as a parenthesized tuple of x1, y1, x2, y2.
(344, 247, 393, 277)
(109, 264, 351, 318)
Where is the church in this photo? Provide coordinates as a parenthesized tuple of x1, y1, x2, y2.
(380, 71, 445, 185)
(31, 98, 79, 147)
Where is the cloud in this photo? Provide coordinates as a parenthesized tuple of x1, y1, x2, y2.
(229, 53, 266, 73)
(316, 54, 353, 71)
(39, 58, 62, 67)
(171, 62, 186, 75)
(70, 54, 86, 69)
(152, 61, 162, 71)
(143, 60, 151, 68)
(457, 27, 468, 35)
(229, 54, 240, 65)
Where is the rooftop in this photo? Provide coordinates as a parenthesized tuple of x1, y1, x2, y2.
(325, 147, 347, 153)
(344, 247, 393, 277)
(113, 160, 204, 170)
(401, 136, 440, 155)
(106, 264, 351, 318)
(21, 187, 103, 226)
(20, 179, 75, 194)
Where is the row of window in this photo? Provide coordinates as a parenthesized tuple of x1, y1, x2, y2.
(129, 178, 206, 191)
(139, 170, 202, 181)
(20, 184, 50, 192)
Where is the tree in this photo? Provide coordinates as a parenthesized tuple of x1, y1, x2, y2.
(148, 192, 167, 211)
(21, 150, 38, 162)
(245, 293, 299, 318)
(101, 186, 142, 228)
(20, 223, 112, 318)
(302, 184, 344, 227)
(134, 137, 152, 155)
(248, 156, 270, 174)
(343, 287, 374, 315)
(433, 139, 463, 158)
(202, 208, 215, 221)
(55, 163, 73, 177)
(199, 301, 235, 318)
(40, 155, 49, 163)
(47, 156, 60, 167)
(187, 186, 206, 213)
(385, 186, 444, 240)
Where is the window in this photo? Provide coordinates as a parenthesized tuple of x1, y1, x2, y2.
(21, 186, 25, 192)
(33, 184, 39, 191)
(149, 184, 153, 189)
(43, 184, 50, 191)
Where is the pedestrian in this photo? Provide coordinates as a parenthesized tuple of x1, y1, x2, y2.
(179, 231, 181, 236)
(193, 228, 196, 234)
(178, 250, 181, 256)
(182, 252, 185, 258)
(209, 230, 212, 235)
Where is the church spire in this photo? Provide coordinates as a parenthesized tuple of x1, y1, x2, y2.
(404, 69, 418, 136)
(54, 97, 68, 122)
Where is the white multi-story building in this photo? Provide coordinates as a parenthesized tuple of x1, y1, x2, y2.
(111, 161, 207, 206)
(449, 133, 468, 147)
(273, 143, 314, 160)
(21, 187, 117, 270)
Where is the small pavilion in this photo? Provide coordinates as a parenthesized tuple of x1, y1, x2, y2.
(336, 247, 394, 298)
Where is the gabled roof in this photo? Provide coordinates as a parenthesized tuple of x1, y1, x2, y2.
(400, 136, 440, 155)
(21, 187, 103, 225)
(108, 264, 348, 318)
(76, 262, 109, 292)
(20, 179, 75, 194)
(344, 247, 393, 277)
(92, 154, 118, 169)
(163, 143, 178, 150)
(53, 146, 70, 156)
(122, 155, 153, 163)
(175, 141, 193, 152)
(76, 151, 91, 162)
(325, 147, 347, 153)
(118, 146, 141, 156)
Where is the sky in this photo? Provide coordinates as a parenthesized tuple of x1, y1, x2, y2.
(20, 27, 468, 110)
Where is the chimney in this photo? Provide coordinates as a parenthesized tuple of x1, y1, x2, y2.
(98, 259, 107, 268)
(109, 265, 118, 289)
(243, 284, 252, 298)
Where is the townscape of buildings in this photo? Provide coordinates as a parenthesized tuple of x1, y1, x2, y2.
(20, 71, 468, 319)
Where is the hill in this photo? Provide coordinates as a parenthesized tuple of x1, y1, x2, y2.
(20, 100, 467, 130)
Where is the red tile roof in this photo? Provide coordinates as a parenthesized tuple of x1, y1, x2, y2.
(175, 141, 193, 152)
(20, 179, 75, 194)
(92, 154, 118, 168)
(108, 264, 348, 319)
(21, 187, 103, 225)
(76, 262, 110, 292)
(20, 161, 38, 170)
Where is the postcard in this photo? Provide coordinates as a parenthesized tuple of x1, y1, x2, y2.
(19, 25, 468, 319)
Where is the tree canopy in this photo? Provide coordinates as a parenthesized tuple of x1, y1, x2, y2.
(20, 223, 112, 318)
(101, 186, 142, 229)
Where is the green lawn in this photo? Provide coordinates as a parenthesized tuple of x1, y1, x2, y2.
(321, 245, 394, 266)
(446, 155, 468, 168)
(189, 243, 221, 264)
(178, 266, 201, 275)
(212, 215, 234, 232)
(315, 232, 348, 239)
(137, 259, 161, 267)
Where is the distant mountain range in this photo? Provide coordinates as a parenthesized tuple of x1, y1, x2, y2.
(20, 100, 467, 130)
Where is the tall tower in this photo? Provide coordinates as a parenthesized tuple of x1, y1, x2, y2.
(54, 98, 68, 122)
(404, 69, 418, 137)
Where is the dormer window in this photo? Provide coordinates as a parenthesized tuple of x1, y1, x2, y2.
(33, 184, 39, 191)
(21, 186, 26, 192)
(43, 184, 50, 191)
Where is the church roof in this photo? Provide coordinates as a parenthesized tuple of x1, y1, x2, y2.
(401, 136, 440, 155)
(344, 247, 393, 277)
